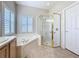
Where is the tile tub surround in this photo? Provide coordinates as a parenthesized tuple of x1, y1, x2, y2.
(16, 33, 41, 46)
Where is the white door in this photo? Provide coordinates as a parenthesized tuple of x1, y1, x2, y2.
(75, 4, 79, 54)
(65, 8, 74, 51)
(53, 14, 60, 47)
(65, 4, 79, 55)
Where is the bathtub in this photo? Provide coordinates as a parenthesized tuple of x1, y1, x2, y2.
(16, 33, 41, 46)
(16, 33, 41, 57)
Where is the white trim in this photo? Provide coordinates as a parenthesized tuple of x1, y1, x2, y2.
(63, 2, 79, 11)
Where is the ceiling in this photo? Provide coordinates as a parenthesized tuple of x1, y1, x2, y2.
(16, 1, 76, 10)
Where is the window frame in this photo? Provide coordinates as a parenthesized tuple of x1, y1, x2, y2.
(21, 16, 33, 33)
(4, 7, 15, 36)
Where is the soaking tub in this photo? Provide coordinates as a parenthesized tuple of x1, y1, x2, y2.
(16, 33, 41, 58)
(16, 33, 41, 46)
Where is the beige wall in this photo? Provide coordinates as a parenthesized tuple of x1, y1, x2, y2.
(16, 4, 49, 34)
(17, 4, 49, 16)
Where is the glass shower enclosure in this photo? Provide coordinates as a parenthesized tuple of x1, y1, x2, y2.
(37, 15, 53, 47)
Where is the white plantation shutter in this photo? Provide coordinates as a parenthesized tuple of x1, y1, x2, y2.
(4, 8, 10, 35)
(11, 12, 15, 33)
(28, 16, 33, 32)
(21, 16, 33, 33)
(4, 8, 15, 35)
(21, 16, 28, 32)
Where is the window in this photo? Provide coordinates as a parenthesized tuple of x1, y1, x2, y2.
(4, 8, 15, 35)
(21, 16, 33, 33)
(11, 12, 15, 33)
(4, 8, 10, 35)
(21, 16, 28, 32)
(28, 16, 33, 32)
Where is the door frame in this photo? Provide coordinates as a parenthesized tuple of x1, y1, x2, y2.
(52, 13, 61, 47)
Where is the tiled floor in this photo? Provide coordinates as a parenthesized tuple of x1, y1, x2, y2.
(22, 40, 79, 58)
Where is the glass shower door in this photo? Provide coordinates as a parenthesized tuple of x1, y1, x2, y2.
(42, 16, 53, 47)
